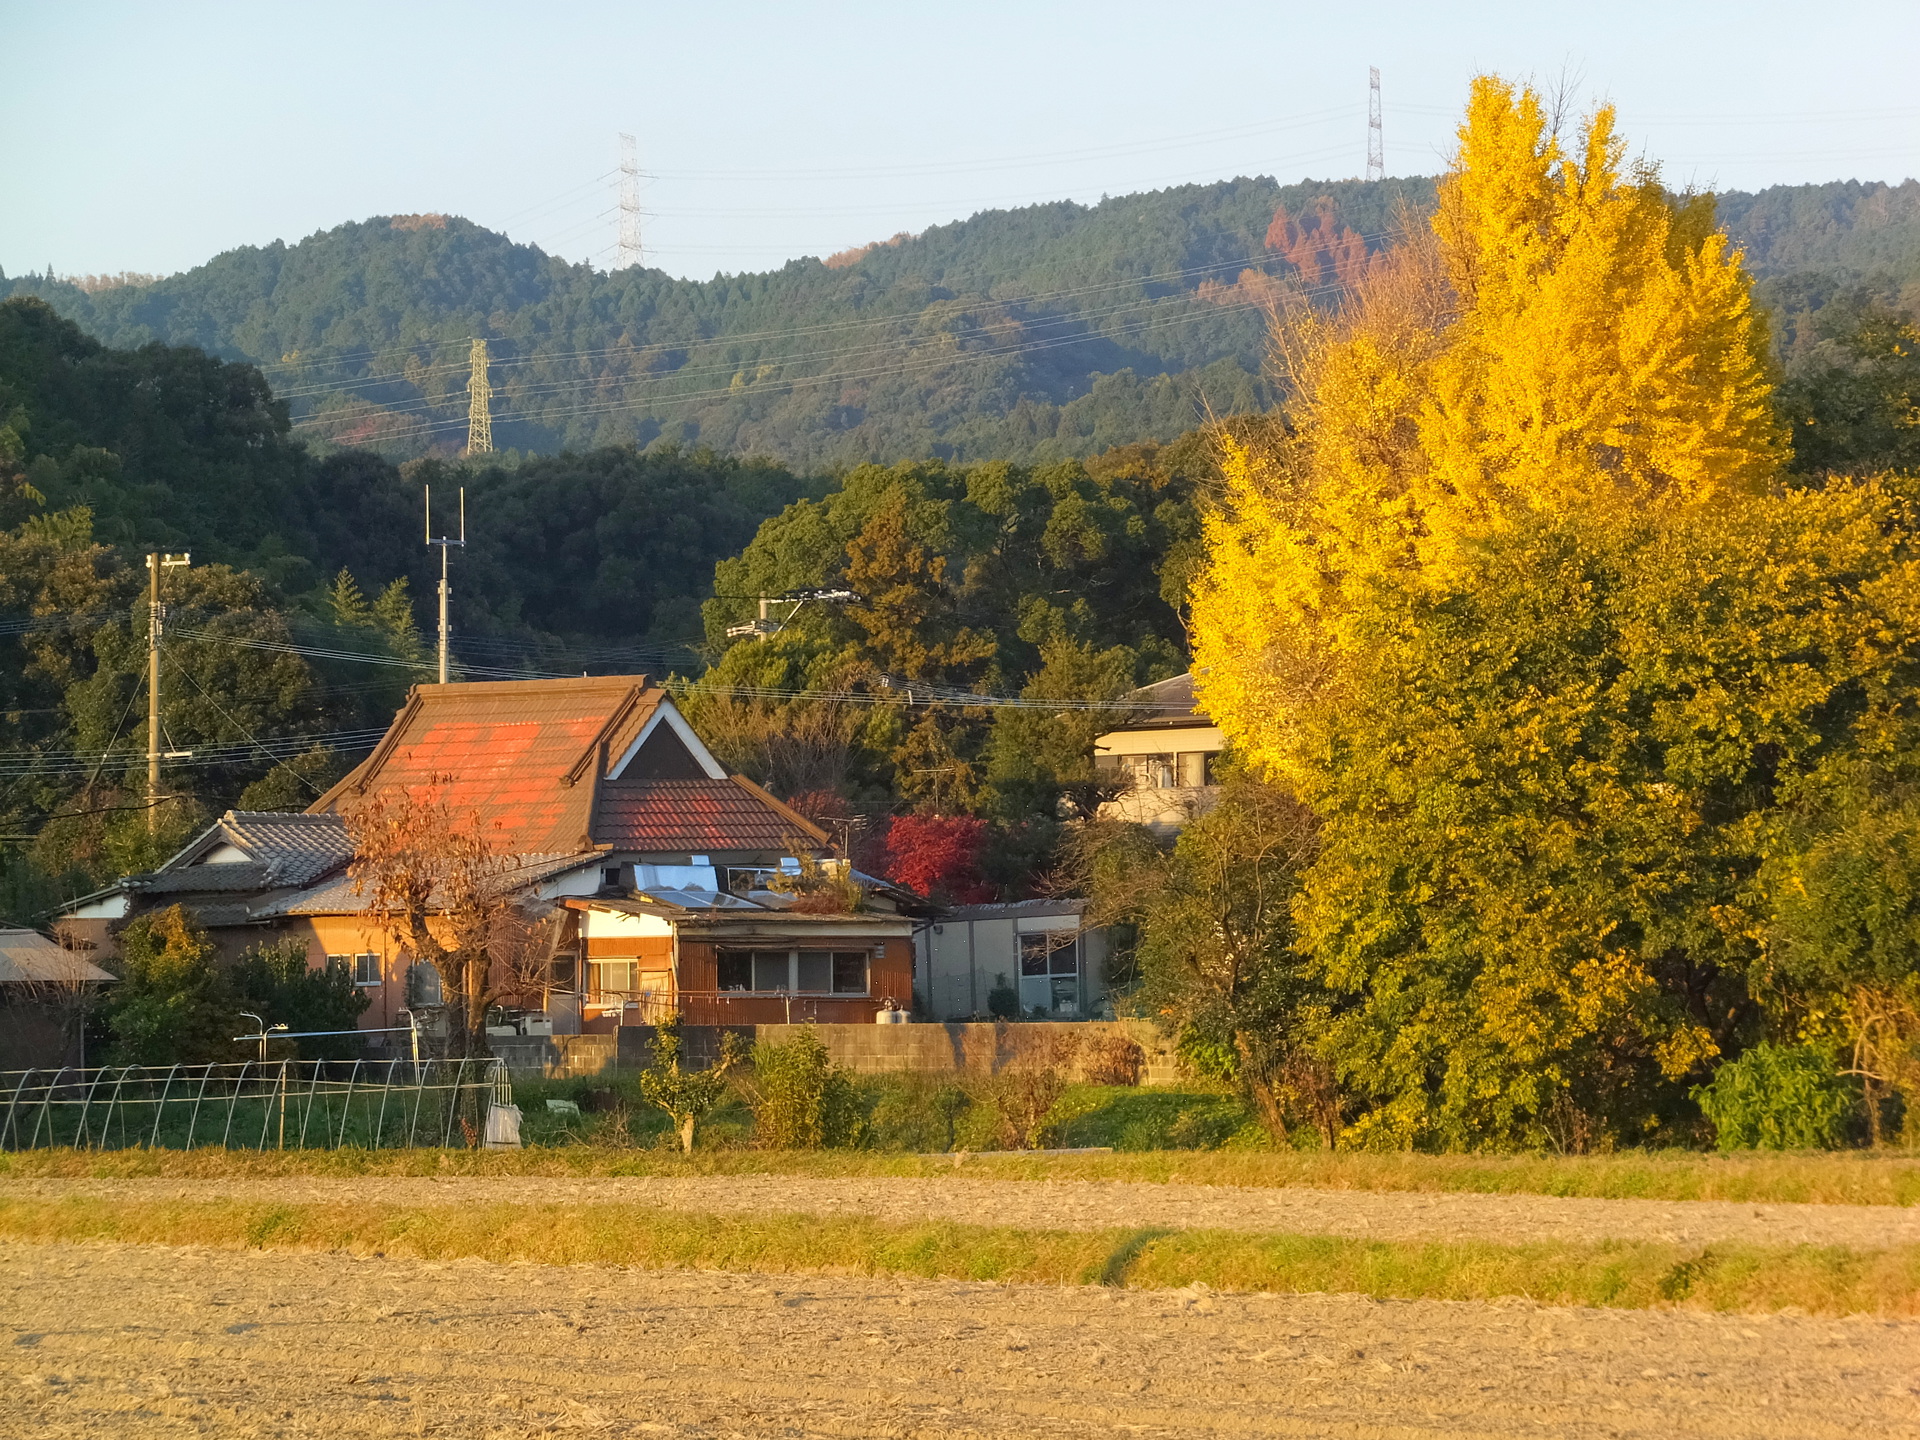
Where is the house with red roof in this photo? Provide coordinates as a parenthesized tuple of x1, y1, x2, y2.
(55, 677, 920, 1043)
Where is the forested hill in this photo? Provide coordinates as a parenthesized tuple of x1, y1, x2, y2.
(0, 177, 1423, 468)
(6, 175, 1920, 470)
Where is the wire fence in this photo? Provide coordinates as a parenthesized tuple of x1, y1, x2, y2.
(0, 1059, 512, 1152)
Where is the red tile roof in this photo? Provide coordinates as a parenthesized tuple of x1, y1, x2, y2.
(594, 777, 825, 853)
(313, 677, 826, 857)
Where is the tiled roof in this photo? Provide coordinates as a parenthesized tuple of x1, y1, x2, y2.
(260, 851, 600, 918)
(128, 862, 274, 894)
(219, 812, 355, 886)
(594, 777, 824, 853)
(313, 677, 663, 855)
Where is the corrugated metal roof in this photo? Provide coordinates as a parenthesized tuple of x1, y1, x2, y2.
(0, 929, 116, 985)
(595, 777, 819, 852)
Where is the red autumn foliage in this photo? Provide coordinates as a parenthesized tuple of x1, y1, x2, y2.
(879, 814, 993, 903)
(1264, 197, 1371, 288)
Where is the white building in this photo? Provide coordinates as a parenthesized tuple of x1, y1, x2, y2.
(1093, 673, 1224, 835)
(914, 899, 1108, 1021)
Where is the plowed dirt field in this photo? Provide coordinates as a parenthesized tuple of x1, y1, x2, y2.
(4, 1237, 1917, 1438)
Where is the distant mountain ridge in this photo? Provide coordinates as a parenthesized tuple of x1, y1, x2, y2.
(5, 175, 1918, 470)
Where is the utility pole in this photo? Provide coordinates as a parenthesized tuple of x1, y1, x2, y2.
(425, 486, 466, 684)
(466, 338, 492, 455)
(618, 132, 644, 270)
(1367, 67, 1384, 183)
(145, 550, 190, 833)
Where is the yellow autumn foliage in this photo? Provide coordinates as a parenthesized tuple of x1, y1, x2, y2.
(1192, 75, 1786, 782)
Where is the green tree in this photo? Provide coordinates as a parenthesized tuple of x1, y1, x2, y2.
(1296, 486, 1918, 1152)
(1777, 291, 1920, 479)
(229, 938, 370, 1060)
(637, 1015, 746, 1153)
(106, 905, 244, 1065)
(1074, 776, 1334, 1146)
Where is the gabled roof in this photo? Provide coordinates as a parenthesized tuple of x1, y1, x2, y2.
(313, 676, 827, 856)
(147, 810, 355, 891)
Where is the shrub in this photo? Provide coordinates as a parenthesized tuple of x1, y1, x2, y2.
(1694, 1044, 1857, 1151)
(974, 1032, 1079, 1149)
(229, 939, 369, 1060)
(985, 972, 1019, 1020)
(1080, 1033, 1145, 1086)
(747, 1027, 865, 1149)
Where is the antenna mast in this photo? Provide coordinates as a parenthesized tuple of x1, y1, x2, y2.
(466, 338, 492, 455)
(1366, 67, 1384, 183)
(617, 133, 644, 270)
(425, 486, 466, 685)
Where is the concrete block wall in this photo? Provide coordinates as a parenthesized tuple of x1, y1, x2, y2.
(492, 1020, 1178, 1086)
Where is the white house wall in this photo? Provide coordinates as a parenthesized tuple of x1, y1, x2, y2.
(579, 909, 675, 941)
(1094, 724, 1225, 757)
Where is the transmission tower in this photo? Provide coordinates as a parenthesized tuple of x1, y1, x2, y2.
(617, 132, 644, 270)
(466, 338, 492, 454)
(1367, 67, 1384, 183)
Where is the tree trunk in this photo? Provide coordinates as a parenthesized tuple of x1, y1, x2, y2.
(679, 1113, 697, 1153)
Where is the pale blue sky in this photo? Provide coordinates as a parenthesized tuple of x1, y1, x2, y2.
(4, 1, 1919, 282)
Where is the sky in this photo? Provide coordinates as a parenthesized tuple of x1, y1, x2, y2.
(5, 0, 1920, 283)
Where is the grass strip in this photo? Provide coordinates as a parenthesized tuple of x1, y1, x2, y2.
(0, 1195, 1914, 1317)
(3, 1145, 1917, 1206)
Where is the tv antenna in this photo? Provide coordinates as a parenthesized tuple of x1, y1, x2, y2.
(617, 133, 644, 270)
(425, 485, 465, 684)
(1367, 67, 1384, 183)
(725, 588, 862, 641)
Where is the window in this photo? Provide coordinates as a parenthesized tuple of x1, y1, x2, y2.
(1176, 751, 1217, 787)
(717, 949, 753, 990)
(717, 948, 870, 994)
(406, 962, 442, 1007)
(353, 952, 380, 986)
(1021, 932, 1078, 977)
(797, 950, 833, 993)
(831, 951, 868, 995)
(748, 951, 784, 991)
(589, 960, 637, 998)
(1124, 753, 1176, 789)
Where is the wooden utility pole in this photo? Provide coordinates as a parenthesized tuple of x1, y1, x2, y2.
(145, 551, 190, 832)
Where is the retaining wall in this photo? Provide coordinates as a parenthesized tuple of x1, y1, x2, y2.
(490, 1020, 1178, 1086)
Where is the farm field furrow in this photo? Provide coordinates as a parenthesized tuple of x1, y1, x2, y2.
(10, 1172, 1919, 1249)
(4, 1239, 1915, 1439)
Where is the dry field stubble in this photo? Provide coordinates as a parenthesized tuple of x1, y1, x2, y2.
(7, 1145, 1919, 1206)
(4, 1239, 1917, 1439)
(3, 1153, 1917, 1436)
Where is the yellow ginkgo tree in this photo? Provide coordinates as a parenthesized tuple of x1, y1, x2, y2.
(1190, 76, 1920, 1150)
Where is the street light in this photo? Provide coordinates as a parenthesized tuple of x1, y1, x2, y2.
(235, 1012, 288, 1062)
